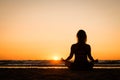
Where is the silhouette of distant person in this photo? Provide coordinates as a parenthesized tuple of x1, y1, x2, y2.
(62, 30, 98, 70)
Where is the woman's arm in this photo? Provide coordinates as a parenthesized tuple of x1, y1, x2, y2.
(65, 45, 74, 61)
(87, 45, 94, 62)
(66, 52, 73, 61)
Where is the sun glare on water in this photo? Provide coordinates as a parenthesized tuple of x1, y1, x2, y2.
(53, 56, 59, 60)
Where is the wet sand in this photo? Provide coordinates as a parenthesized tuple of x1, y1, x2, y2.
(0, 68, 120, 80)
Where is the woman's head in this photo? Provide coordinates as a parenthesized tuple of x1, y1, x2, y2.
(77, 30, 87, 43)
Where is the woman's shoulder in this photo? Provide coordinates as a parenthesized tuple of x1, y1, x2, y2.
(84, 44, 90, 48)
(71, 43, 78, 47)
(71, 43, 78, 49)
(84, 44, 91, 50)
(72, 43, 77, 46)
(85, 44, 90, 47)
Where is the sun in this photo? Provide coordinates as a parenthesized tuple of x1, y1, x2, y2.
(53, 56, 59, 60)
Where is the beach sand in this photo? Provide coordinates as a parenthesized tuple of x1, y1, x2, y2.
(0, 68, 120, 80)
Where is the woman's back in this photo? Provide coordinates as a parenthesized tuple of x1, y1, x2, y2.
(72, 43, 90, 64)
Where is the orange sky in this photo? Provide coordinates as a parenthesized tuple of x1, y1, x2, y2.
(0, 0, 120, 60)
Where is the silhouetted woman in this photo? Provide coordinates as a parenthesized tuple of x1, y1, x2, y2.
(62, 30, 97, 70)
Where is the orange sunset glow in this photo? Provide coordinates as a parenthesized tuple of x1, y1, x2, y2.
(0, 0, 120, 60)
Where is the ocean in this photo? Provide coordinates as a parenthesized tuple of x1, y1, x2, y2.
(0, 60, 120, 69)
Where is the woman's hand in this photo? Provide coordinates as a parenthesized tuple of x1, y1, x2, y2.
(94, 59, 98, 63)
(91, 59, 98, 63)
(61, 58, 65, 61)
